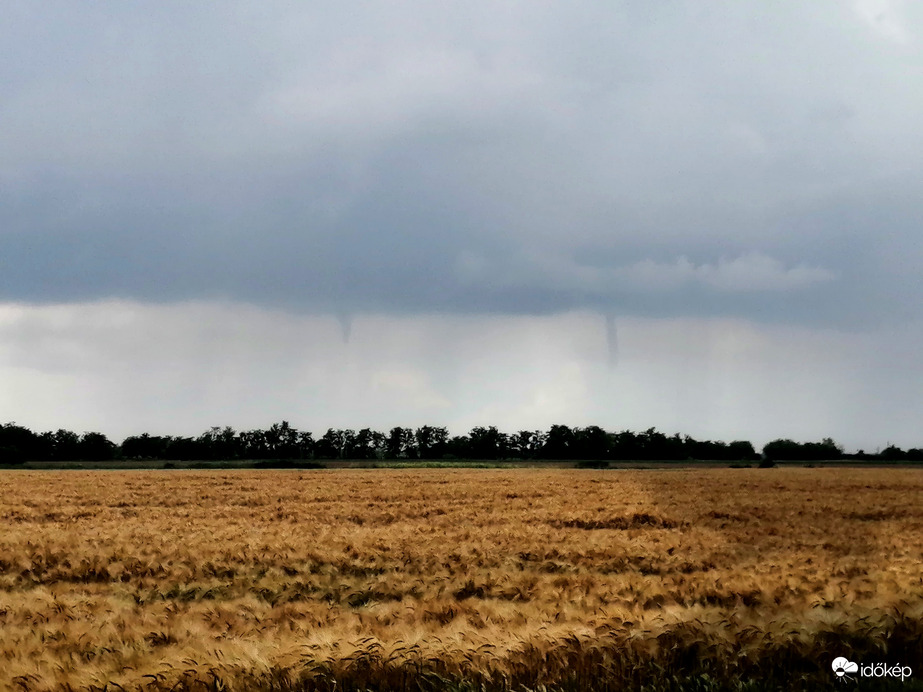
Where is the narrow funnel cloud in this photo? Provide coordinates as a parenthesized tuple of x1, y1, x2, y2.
(337, 312, 353, 344)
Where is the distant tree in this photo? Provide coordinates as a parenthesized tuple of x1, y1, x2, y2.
(636, 427, 684, 460)
(800, 438, 843, 461)
(762, 439, 801, 461)
(262, 421, 300, 458)
(239, 429, 268, 459)
(386, 427, 415, 459)
(572, 426, 611, 460)
(541, 424, 575, 459)
(296, 431, 316, 459)
(511, 430, 542, 459)
(445, 434, 471, 459)
(468, 426, 507, 460)
(4, 420, 912, 467)
(52, 429, 81, 461)
(197, 426, 239, 460)
(313, 428, 363, 459)
(78, 432, 115, 461)
(351, 428, 382, 460)
(315, 429, 341, 459)
(664, 432, 686, 459)
(0, 423, 37, 464)
(120, 433, 172, 459)
(165, 436, 199, 461)
(727, 440, 759, 461)
(879, 445, 906, 461)
(610, 430, 641, 460)
(281, 422, 303, 457)
(763, 438, 841, 462)
(337, 429, 358, 458)
(682, 435, 711, 460)
(415, 426, 448, 459)
(35, 431, 56, 460)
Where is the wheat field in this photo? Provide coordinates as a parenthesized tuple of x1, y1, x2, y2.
(0, 468, 921, 691)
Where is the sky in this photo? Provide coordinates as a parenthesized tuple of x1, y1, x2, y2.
(1, 1, 921, 450)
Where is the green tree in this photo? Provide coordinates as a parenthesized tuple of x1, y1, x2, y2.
(541, 424, 575, 459)
(386, 427, 415, 459)
(52, 429, 81, 460)
(0, 423, 37, 464)
(315, 429, 341, 459)
(511, 430, 541, 459)
(727, 440, 759, 461)
(415, 426, 448, 459)
(763, 439, 800, 461)
(572, 426, 610, 459)
(78, 432, 115, 461)
(468, 426, 507, 459)
(352, 428, 382, 459)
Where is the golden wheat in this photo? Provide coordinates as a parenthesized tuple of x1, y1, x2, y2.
(0, 468, 920, 690)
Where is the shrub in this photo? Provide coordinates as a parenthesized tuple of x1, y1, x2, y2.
(576, 460, 610, 469)
(253, 459, 325, 469)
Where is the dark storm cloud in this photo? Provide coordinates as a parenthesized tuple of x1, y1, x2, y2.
(3, 1, 922, 326)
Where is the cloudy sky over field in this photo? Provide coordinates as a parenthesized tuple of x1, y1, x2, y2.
(2, 1, 921, 449)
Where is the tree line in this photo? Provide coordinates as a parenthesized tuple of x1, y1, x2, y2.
(1, 421, 921, 464)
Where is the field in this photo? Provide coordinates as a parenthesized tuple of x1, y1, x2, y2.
(0, 469, 921, 691)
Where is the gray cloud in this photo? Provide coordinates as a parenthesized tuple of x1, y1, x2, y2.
(3, 2, 923, 328)
(1, 302, 920, 449)
(457, 251, 836, 296)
